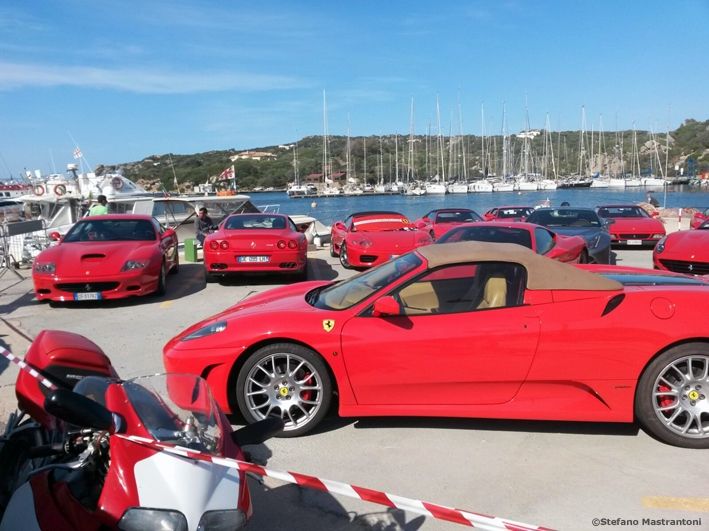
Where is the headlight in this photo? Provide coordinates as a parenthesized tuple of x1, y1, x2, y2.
(655, 237, 667, 254)
(351, 238, 373, 248)
(33, 262, 55, 274)
(118, 508, 187, 531)
(197, 510, 246, 530)
(121, 260, 149, 271)
(651, 233, 665, 239)
(182, 321, 228, 341)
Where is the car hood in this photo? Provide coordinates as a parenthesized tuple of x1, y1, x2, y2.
(347, 229, 425, 247)
(38, 241, 157, 274)
(609, 218, 664, 233)
(662, 230, 709, 260)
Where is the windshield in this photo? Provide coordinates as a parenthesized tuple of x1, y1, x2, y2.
(438, 226, 533, 248)
(64, 219, 156, 242)
(496, 208, 531, 219)
(597, 206, 648, 218)
(124, 374, 222, 454)
(310, 253, 422, 310)
(435, 210, 482, 223)
(352, 213, 410, 231)
(527, 209, 601, 228)
(224, 214, 286, 229)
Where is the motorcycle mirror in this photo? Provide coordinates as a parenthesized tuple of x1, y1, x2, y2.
(232, 416, 285, 447)
(45, 388, 114, 431)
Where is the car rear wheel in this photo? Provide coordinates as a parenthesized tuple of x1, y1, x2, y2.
(339, 243, 351, 269)
(578, 249, 590, 264)
(169, 252, 179, 275)
(635, 343, 709, 448)
(205, 268, 218, 283)
(236, 343, 332, 437)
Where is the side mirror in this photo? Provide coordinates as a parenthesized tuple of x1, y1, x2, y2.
(604, 219, 615, 225)
(232, 416, 285, 447)
(45, 388, 114, 431)
(333, 222, 346, 231)
(49, 231, 62, 242)
(372, 296, 401, 317)
(162, 228, 176, 239)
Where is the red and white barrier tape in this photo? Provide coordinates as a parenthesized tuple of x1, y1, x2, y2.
(0, 345, 58, 391)
(0, 345, 552, 530)
(119, 434, 552, 531)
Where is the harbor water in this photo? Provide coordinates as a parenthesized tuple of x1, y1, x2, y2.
(251, 186, 709, 225)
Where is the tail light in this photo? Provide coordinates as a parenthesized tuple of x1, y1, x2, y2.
(287, 240, 298, 249)
(209, 241, 219, 250)
(277, 240, 286, 249)
(219, 240, 229, 250)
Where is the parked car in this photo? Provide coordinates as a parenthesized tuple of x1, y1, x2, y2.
(164, 241, 709, 448)
(690, 207, 709, 229)
(413, 208, 482, 240)
(32, 215, 178, 302)
(596, 204, 666, 247)
(653, 219, 709, 275)
(482, 206, 534, 222)
(330, 211, 432, 269)
(437, 221, 588, 262)
(526, 207, 612, 263)
(203, 213, 307, 282)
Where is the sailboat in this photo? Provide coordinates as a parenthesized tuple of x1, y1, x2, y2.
(425, 97, 447, 195)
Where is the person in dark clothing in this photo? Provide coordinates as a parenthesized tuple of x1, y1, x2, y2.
(646, 192, 660, 208)
(195, 207, 214, 245)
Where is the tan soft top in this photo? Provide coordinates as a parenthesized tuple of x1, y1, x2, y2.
(418, 242, 623, 291)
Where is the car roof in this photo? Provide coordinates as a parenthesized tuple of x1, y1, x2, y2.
(532, 207, 597, 212)
(458, 221, 538, 230)
(430, 208, 474, 213)
(492, 205, 533, 209)
(596, 204, 643, 208)
(351, 210, 403, 217)
(417, 241, 622, 291)
(81, 214, 154, 221)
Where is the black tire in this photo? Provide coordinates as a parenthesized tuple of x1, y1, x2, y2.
(293, 262, 308, 282)
(0, 423, 47, 514)
(169, 252, 180, 275)
(339, 243, 351, 269)
(329, 243, 337, 257)
(205, 268, 218, 283)
(236, 343, 332, 437)
(578, 249, 590, 264)
(429, 230, 435, 241)
(635, 343, 709, 449)
(155, 261, 167, 296)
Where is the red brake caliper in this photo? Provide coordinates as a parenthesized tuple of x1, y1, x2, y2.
(657, 384, 673, 408)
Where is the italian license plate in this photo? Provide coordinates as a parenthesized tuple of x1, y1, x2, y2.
(74, 292, 102, 301)
(626, 239, 642, 245)
(237, 256, 269, 263)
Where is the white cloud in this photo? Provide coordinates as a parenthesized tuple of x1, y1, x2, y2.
(0, 61, 309, 94)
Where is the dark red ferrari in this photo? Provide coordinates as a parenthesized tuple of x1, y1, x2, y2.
(164, 241, 709, 448)
(330, 211, 432, 269)
(412, 208, 483, 240)
(436, 221, 588, 263)
(690, 207, 709, 230)
(203, 213, 307, 282)
(653, 220, 709, 276)
(32, 215, 178, 302)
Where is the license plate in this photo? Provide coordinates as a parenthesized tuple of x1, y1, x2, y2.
(626, 240, 642, 245)
(237, 256, 270, 263)
(74, 292, 102, 301)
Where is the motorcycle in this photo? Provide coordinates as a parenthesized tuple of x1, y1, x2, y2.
(0, 329, 283, 530)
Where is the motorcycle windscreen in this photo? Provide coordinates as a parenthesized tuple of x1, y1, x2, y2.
(123, 374, 222, 455)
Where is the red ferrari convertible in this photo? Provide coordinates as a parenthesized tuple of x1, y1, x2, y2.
(32, 215, 178, 302)
(436, 221, 588, 262)
(164, 241, 709, 448)
(330, 211, 432, 268)
(653, 220, 709, 275)
(690, 207, 709, 230)
(412, 208, 482, 240)
(596, 204, 666, 247)
(482, 206, 533, 222)
(203, 213, 307, 282)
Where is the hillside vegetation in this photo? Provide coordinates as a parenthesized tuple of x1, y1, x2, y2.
(100, 119, 709, 190)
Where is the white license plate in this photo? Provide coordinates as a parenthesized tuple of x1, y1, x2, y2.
(237, 256, 270, 263)
(74, 292, 102, 301)
(626, 239, 642, 245)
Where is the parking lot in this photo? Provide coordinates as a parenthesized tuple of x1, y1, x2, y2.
(0, 243, 707, 530)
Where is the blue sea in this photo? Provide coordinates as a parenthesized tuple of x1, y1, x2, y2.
(249, 186, 709, 225)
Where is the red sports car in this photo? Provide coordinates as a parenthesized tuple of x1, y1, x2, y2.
(203, 213, 307, 282)
(596, 204, 666, 247)
(437, 221, 589, 262)
(164, 241, 709, 448)
(653, 220, 709, 275)
(330, 211, 432, 269)
(32, 215, 178, 302)
(482, 206, 534, 222)
(690, 207, 709, 229)
(413, 208, 482, 240)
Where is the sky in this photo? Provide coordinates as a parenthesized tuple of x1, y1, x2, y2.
(1, 0, 707, 178)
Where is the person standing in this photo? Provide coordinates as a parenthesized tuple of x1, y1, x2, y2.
(88, 195, 108, 216)
(646, 191, 660, 208)
(195, 206, 214, 245)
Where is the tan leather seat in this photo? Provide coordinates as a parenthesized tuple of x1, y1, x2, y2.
(398, 282, 439, 315)
(477, 275, 507, 309)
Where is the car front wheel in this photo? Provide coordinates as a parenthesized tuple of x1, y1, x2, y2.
(339, 243, 351, 269)
(635, 343, 709, 448)
(236, 343, 332, 437)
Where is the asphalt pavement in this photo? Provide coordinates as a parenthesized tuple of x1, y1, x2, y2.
(1, 224, 707, 530)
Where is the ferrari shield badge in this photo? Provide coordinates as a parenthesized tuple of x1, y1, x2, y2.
(322, 319, 335, 332)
